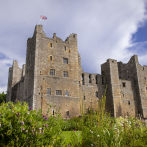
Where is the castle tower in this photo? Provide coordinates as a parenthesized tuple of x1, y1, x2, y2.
(24, 25, 82, 117)
(7, 60, 22, 102)
(101, 59, 122, 117)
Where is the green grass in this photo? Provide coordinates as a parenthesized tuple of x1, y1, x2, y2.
(60, 131, 82, 146)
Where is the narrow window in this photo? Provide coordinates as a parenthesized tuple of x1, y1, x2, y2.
(65, 90, 69, 96)
(82, 73, 85, 85)
(47, 88, 51, 95)
(50, 43, 53, 48)
(64, 46, 66, 51)
(66, 111, 69, 116)
(84, 96, 86, 100)
(128, 101, 130, 105)
(96, 75, 98, 84)
(50, 56, 52, 61)
(56, 90, 62, 95)
(40, 71, 42, 75)
(89, 74, 92, 83)
(122, 82, 126, 87)
(102, 77, 104, 85)
(63, 71, 68, 77)
(53, 110, 54, 115)
(63, 58, 68, 64)
(50, 69, 55, 76)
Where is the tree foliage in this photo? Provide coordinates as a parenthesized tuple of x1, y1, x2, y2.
(0, 92, 6, 103)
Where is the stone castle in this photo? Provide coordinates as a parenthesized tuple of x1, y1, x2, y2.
(7, 25, 147, 120)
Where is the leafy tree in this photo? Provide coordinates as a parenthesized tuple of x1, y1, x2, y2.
(0, 92, 6, 103)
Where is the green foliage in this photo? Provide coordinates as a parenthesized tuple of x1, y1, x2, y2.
(0, 102, 63, 146)
(0, 92, 6, 103)
(0, 99, 146, 147)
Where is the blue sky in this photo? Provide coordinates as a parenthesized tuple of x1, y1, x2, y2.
(0, 0, 147, 92)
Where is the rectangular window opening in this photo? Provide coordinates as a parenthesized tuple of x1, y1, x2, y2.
(66, 111, 69, 116)
(65, 90, 69, 96)
(96, 91, 98, 97)
(89, 74, 92, 83)
(63, 71, 68, 77)
(56, 90, 62, 95)
(122, 82, 126, 87)
(50, 69, 55, 76)
(82, 73, 85, 85)
(63, 58, 68, 64)
(50, 56, 52, 61)
(47, 88, 51, 95)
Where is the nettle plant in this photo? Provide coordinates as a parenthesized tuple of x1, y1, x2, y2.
(0, 102, 64, 146)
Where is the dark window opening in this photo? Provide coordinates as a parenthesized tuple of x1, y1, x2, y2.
(50, 56, 52, 61)
(50, 43, 53, 47)
(96, 91, 98, 97)
(63, 71, 68, 77)
(96, 75, 98, 84)
(53, 110, 54, 115)
(145, 77, 146, 80)
(89, 74, 92, 83)
(128, 101, 130, 105)
(146, 87, 147, 90)
(66, 111, 69, 116)
(50, 69, 55, 76)
(64, 46, 66, 51)
(47, 88, 51, 95)
(56, 90, 62, 95)
(63, 58, 68, 64)
(84, 96, 86, 100)
(40, 71, 42, 75)
(82, 73, 85, 85)
(122, 82, 126, 87)
(102, 77, 104, 85)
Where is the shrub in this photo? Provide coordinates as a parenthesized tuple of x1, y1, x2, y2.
(0, 102, 63, 146)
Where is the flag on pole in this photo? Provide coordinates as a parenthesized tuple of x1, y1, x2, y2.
(40, 16, 47, 20)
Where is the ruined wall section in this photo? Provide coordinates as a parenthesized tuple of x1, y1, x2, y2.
(118, 56, 144, 117)
(32, 25, 82, 117)
(7, 60, 22, 102)
(81, 72, 104, 113)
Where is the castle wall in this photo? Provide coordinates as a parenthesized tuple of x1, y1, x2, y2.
(23, 37, 36, 107)
(81, 72, 104, 113)
(7, 25, 147, 119)
(7, 60, 22, 102)
(135, 63, 147, 118)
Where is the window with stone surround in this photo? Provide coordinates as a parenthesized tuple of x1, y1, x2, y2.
(63, 58, 68, 64)
(63, 71, 68, 77)
(64, 46, 66, 51)
(50, 69, 55, 76)
(56, 90, 62, 95)
(65, 90, 69, 96)
(66, 111, 69, 116)
(122, 82, 126, 87)
(47, 88, 51, 95)
(50, 43, 53, 48)
(50, 56, 52, 61)
(95, 91, 98, 97)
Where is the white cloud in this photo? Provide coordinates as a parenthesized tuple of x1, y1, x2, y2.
(0, 0, 147, 92)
